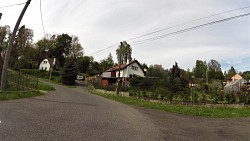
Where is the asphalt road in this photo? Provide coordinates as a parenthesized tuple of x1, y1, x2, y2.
(0, 82, 162, 141)
(1, 82, 250, 141)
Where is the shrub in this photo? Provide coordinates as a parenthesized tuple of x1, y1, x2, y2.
(62, 59, 77, 85)
(20, 69, 49, 78)
(225, 93, 237, 104)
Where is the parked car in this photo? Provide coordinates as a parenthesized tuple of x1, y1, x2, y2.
(77, 75, 83, 80)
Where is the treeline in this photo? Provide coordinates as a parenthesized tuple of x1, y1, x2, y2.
(0, 25, 83, 69)
(130, 60, 250, 104)
(0, 25, 115, 76)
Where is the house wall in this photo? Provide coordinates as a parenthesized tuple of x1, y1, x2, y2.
(231, 74, 242, 82)
(224, 78, 246, 93)
(102, 72, 111, 78)
(39, 59, 51, 71)
(101, 79, 109, 86)
(116, 62, 145, 78)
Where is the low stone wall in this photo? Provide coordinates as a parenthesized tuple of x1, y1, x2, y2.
(95, 89, 129, 97)
(148, 99, 249, 108)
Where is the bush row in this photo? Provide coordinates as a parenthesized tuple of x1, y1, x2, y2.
(20, 69, 61, 78)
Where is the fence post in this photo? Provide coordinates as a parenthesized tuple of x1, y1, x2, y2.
(17, 71, 20, 89)
(36, 76, 38, 89)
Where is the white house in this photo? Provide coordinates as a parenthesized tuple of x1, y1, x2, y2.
(224, 74, 246, 93)
(39, 58, 55, 71)
(100, 60, 146, 86)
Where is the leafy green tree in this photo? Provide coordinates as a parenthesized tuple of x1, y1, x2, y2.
(62, 58, 77, 85)
(208, 59, 221, 72)
(77, 56, 91, 73)
(10, 25, 34, 70)
(228, 66, 236, 77)
(193, 60, 207, 79)
(116, 41, 132, 64)
(34, 37, 54, 67)
(69, 35, 84, 60)
(207, 59, 224, 80)
(146, 65, 165, 78)
(168, 62, 189, 102)
(100, 53, 114, 71)
(88, 61, 101, 75)
(141, 63, 148, 71)
(50, 34, 72, 67)
(214, 70, 224, 80)
(16, 46, 37, 69)
(242, 71, 250, 79)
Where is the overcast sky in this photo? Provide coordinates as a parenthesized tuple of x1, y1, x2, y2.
(1, 0, 250, 72)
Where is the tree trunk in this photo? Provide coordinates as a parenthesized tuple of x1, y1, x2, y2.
(0, 55, 3, 80)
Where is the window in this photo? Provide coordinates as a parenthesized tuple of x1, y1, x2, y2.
(131, 65, 138, 71)
(44, 61, 47, 64)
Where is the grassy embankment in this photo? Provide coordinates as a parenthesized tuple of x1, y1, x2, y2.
(0, 80, 55, 101)
(88, 84, 250, 118)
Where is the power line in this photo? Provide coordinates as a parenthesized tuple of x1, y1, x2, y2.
(39, 0, 46, 36)
(0, 2, 26, 9)
(88, 43, 119, 56)
(127, 5, 250, 41)
(88, 12, 250, 55)
(130, 12, 250, 46)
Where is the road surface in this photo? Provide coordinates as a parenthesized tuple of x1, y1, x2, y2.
(0, 82, 250, 141)
(0, 82, 162, 141)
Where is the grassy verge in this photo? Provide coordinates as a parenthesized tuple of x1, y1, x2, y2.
(38, 82, 56, 91)
(0, 91, 43, 100)
(0, 81, 55, 101)
(41, 78, 77, 88)
(88, 84, 250, 118)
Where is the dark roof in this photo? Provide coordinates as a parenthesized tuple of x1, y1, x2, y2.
(47, 58, 54, 66)
(106, 60, 146, 75)
(223, 77, 232, 82)
(106, 64, 127, 71)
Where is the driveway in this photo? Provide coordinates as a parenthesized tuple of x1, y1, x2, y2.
(0, 82, 250, 141)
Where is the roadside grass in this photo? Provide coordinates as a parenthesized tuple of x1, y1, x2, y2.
(0, 91, 43, 101)
(41, 78, 77, 88)
(38, 82, 56, 91)
(88, 84, 250, 118)
(0, 81, 55, 101)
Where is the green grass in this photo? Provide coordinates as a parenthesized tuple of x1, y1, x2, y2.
(38, 82, 55, 91)
(88, 84, 250, 118)
(41, 78, 77, 88)
(0, 91, 43, 101)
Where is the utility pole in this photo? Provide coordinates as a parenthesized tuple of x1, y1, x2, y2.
(206, 64, 208, 85)
(0, 13, 2, 21)
(116, 42, 123, 95)
(1, 0, 32, 92)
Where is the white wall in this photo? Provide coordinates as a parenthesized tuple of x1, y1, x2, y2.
(128, 62, 145, 77)
(102, 72, 111, 77)
(116, 62, 145, 78)
(39, 59, 51, 71)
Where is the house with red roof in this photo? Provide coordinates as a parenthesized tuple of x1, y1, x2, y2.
(100, 60, 146, 86)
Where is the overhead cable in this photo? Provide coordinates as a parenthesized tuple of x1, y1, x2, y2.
(0, 2, 26, 9)
(39, 0, 46, 36)
(88, 12, 250, 55)
(130, 12, 250, 45)
(127, 5, 250, 41)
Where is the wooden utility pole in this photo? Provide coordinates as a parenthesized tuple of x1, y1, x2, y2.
(1, 0, 32, 91)
(116, 42, 123, 95)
